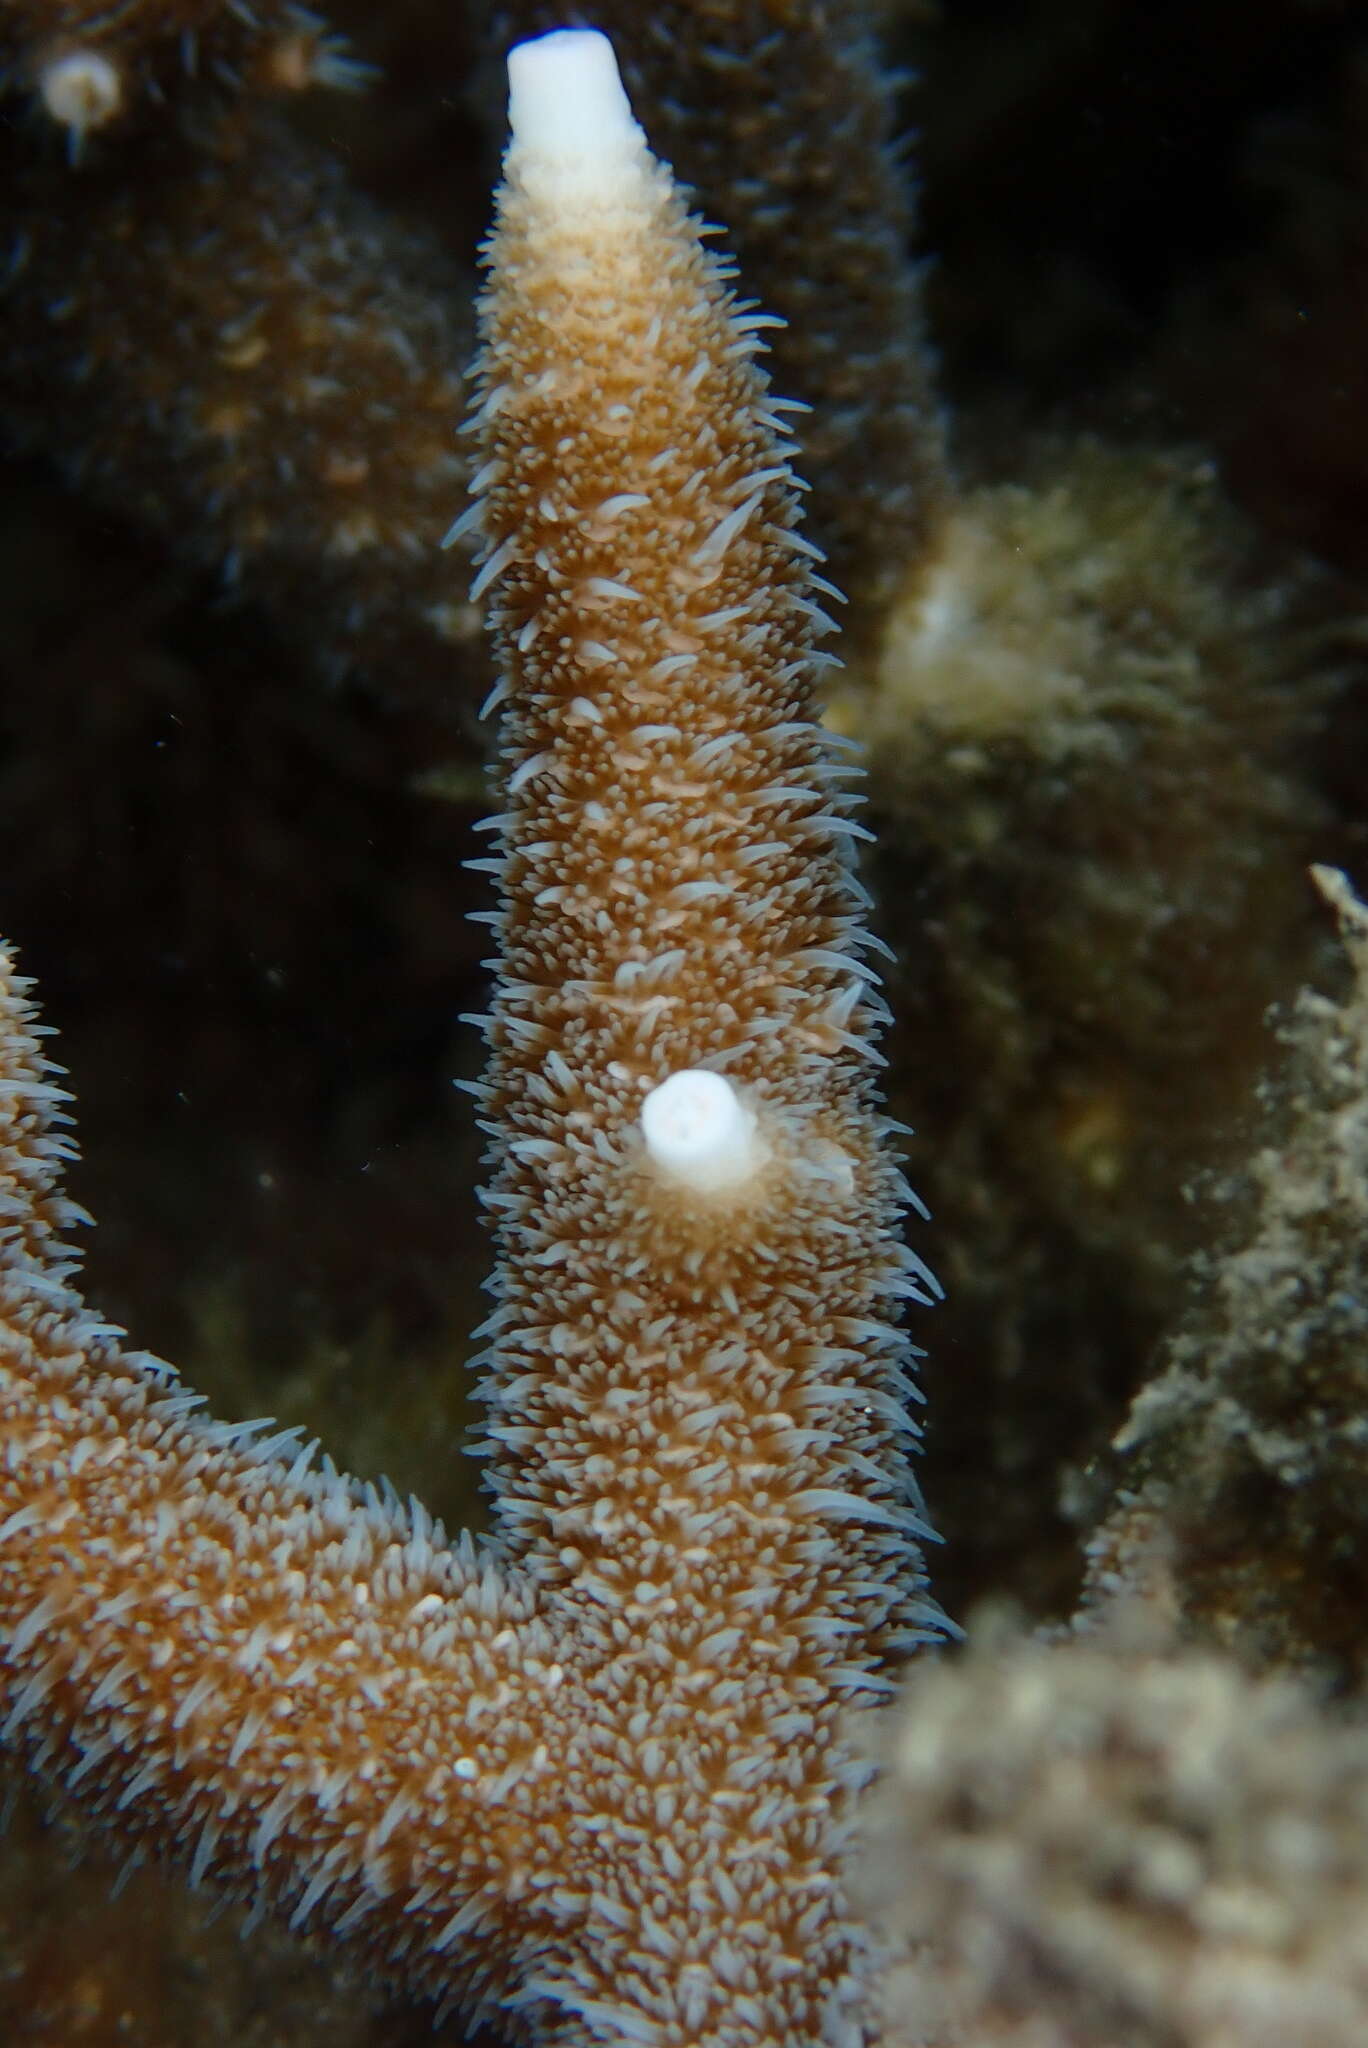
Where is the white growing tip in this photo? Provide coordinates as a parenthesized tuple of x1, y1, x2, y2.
(641, 1070, 767, 1197)
(505, 29, 645, 191)
(39, 49, 123, 137)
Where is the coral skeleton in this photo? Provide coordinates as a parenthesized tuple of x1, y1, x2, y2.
(0, 28, 941, 2048)
(638, 1070, 768, 1196)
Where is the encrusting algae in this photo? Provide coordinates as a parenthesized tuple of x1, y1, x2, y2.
(1085, 866, 1368, 1690)
(835, 436, 1338, 1610)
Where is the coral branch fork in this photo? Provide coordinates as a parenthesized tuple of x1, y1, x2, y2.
(0, 29, 940, 2048)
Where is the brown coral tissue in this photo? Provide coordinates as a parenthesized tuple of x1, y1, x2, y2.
(2, 3, 1368, 2047)
(3, 0, 366, 145)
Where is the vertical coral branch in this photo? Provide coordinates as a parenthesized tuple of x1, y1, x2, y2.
(491, 0, 949, 626)
(467, 24, 940, 1664)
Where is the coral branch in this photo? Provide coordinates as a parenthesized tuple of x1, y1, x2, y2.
(490, 0, 949, 625)
(2, 1, 364, 144)
(467, 25, 940, 1648)
(0, 947, 556, 2007)
(0, 107, 482, 694)
(0, 28, 943, 2047)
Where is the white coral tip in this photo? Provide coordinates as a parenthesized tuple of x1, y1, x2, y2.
(39, 49, 123, 135)
(640, 1070, 765, 1195)
(505, 29, 642, 186)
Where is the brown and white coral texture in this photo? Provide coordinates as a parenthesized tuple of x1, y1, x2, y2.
(3, 0, 363, 144)
(0, 29, 940, 2048)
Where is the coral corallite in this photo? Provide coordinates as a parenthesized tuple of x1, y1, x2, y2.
(0, 29, 943, 2048)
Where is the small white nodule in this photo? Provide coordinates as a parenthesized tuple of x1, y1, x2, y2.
(505, 29, 643, 190)
(640, 1070, 766, 1196)
(39, 49, 123, 138)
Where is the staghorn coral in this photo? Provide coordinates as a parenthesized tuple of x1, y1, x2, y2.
(0, 31, 943, 2047)
(0, 5, 1367, 2043)
(1083, 867, 1368, 1688)
(1, 0, 947, 692)
(1, 0, 364, 145)
(0, 105, 482, 700)
(489, 0, 948, 626)
(862, 1619, 1368, 2048)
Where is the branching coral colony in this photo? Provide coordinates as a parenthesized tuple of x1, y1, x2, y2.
(3, 4, 1368, 2047)
(1, 0, 1344, 1632)
(0, 28, 945, 2048)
